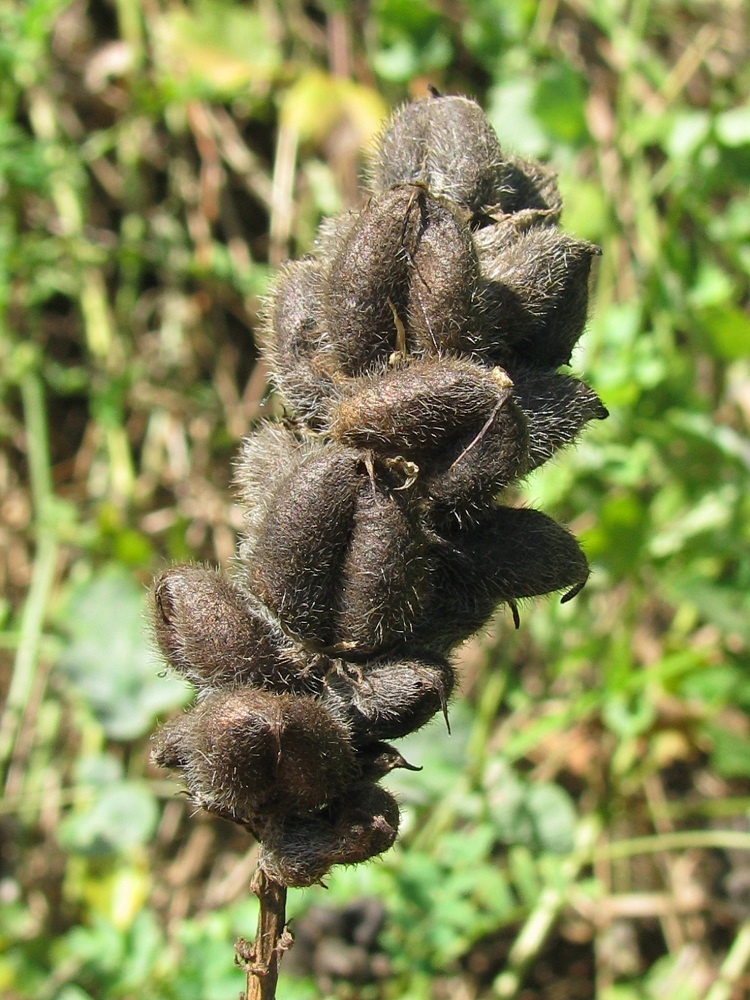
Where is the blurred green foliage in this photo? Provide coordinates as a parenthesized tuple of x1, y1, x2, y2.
(1, 0, 749, 998)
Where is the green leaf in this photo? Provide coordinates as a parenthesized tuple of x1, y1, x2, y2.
(665, 110, 711, 160)
(525, 784, 578, 854)
(58, 781, 159, 855)
(280, 72, 387, 149)
(154, 0, 281, 98)
(55, 564, 189, 740)
(559, 175, 609, 242)
(487, 78, 549, 157)
(708, 725, 750, 778)
(602, 692, 657, 740)
(486, 760, 578, 854)
(697, 304, 750, 361)
(372, 0, 453, 82)
(533, 65, 589, 146)
(716, 105, 750, 147)
(56, 988, 96, 1000)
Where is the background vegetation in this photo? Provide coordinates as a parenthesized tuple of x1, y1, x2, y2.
(1, 0, 749, 997)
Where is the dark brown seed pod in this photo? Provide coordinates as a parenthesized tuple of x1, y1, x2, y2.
(328, 356, 517, 459)
(411, 505, 590, 652)
(406, 194, 482, 356)
(150, 564, 326, 693)
(496, 154, 562, 219)
(323, 655, 455, 743)
(257, 813, 339, 887)
(417, 391, 528, 523)
(244, 443, 438, 658)
(330, 782, 400, 864)
(151, 688, 356, 823)
(235, 422, 306, 550)
(370, 94, 510, 218)
(247, 446, 361, 649)
(511, 369, 609, 473)
(259, 783, 400, 887)
(322, 186, 424, 375)
(475, 225, 601, 368)
(332, 480, 435, 656)
(263, 258, 338, 427)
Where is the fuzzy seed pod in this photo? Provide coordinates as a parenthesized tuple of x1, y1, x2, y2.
(324, 655, 455, 743)
(259, 783, 400, 887)
(151, 564, 325, 693)
(412, 506, 590, 652)
(370, 94, 510, 218)
(263, 259, 337, 426)
(328, 356, 529, 519)
(245, 443, 438, 657)
(358, 741, 423, 780)
(329, 356, 517, 458)
(322, 186, 423, 375)
(415, 394, 528, 523)
(475, 225, 601, 367)
(405, 193, 482, 356)
(498, 154, 562, 219)
(332, 479, 435, 656)
(247, 446, 361, 648)
(152, 688, 356, 823)
(511, 370, 609, 473)
(235, 422, 306, 553)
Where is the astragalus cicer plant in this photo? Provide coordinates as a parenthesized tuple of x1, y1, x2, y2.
(150, 91, 606, 997)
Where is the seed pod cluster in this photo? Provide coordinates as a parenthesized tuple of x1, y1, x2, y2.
(150, 93, 606, 887)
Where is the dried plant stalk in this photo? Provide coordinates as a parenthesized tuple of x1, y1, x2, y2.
(236, 870, 290, 1000)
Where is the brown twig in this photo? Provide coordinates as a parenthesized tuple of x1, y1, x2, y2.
(236, 868, 292, 1000)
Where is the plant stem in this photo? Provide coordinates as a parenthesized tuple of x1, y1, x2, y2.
(236, 868, 291, 1000)
(705, 921, 750, 1000)
(492, 815, 601, 999)
(0, 372, 58, 786)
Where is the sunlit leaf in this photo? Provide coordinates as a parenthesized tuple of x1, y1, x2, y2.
(533, 64, 588, 146)
(154, 0, 281, 98)
(697, 305, 750, 361)
(716, 105, 750, 147)
(58, 781, 159, 855)
(55, 564, 189, 740)
(281, 72, 388, 150)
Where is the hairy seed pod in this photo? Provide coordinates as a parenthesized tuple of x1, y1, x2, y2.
(332, 782, 400, 860)
(257, 813, 338, 887)
(406, 194, 482, 356)
(511, 370, 609, 473)
(329, 356, 516, 458)
(245, 445, 438, 657)
(498, 155, 562, 219)
(263, 259, 338, 426)
(332, 481, 435, 656)
(328, 355, 529, 519)
(475, 225, 601, 367)
(322, 186, 424, 375)
(370, 94, 510, 218)
(150, 564, 326, 693)
(417, 395, 529, 523)
(235, 422, 307, 552)
(151, 688, 356, 822)
(412, 506, 590, 652)
(324, 655, 455, 743)
(259, 783, 400, 887)
(247, 446, 361, 648)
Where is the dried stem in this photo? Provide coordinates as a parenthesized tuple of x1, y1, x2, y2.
(236, 868, 291, 1000)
